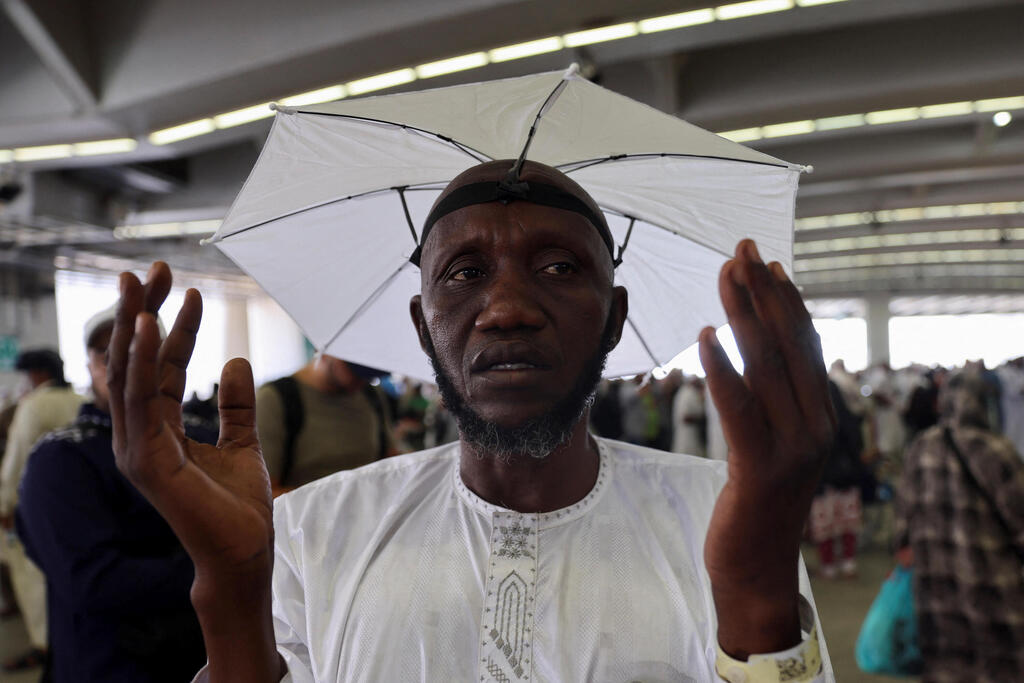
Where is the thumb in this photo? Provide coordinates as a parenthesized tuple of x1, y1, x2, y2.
(217, 358, 257, 449)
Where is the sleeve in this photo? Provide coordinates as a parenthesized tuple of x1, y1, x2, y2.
(267, 505, 316, 683)
(977, 436, 1024, 553)
(16, 441, 195, 615)
(0, 400, 42, 514)
(256, 384, 288, 483)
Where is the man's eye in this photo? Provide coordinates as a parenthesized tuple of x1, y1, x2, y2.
(542, 262, 576, 275)
(451, 267, 485, 281)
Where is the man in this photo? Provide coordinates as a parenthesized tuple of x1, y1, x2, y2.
(107, 160, 837, 682)
(0, 349, 82, 672)
(894, 369, 1024, 682)
(256, 354, 395, 496)
(15, 307, 207, 681)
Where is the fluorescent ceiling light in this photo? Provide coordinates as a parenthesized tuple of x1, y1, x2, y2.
(14, 144, 72, 161)
(974, 95, 1024, 112)
(72, 138, 137, 156)
(639, 9, 715, 33)
(796, 0, 847, 5)
(719, 127, 762, 142)
(814, 114, 865, 131)
(716, 0, 794, 21)
(214, 104, 274, 129)
(149, 119, 216, 145)
(489, 37, 563, 62)
(0, 150, 16, 163)
(865, 107, 919, 125)
(415, 53, 488, 79)
(114, 219, 221, 240)
(346, 69, 416, 96)
(761, 120, 815, 138)
(919, 102, 973, 119)
(279, 85, 347, 107)
(563, 22, 638, 47)
(993, 111, 1013, 127)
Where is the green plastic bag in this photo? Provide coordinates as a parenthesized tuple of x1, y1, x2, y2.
(855, 566, 923, 675)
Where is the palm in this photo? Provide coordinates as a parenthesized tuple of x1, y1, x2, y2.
(107, 263, 274, 576)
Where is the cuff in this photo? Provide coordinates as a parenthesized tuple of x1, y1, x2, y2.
(715, 595, 822, 683)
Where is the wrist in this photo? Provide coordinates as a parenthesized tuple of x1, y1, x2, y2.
(713, 583, 801, 660)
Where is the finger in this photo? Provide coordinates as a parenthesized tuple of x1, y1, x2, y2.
(143, 261, 173, 316)
(157, 289, 203, 426)
(736, 242, 831, 431)
(218, 358, 258, 450)
(698, 326, 767, 462)
(719, 253, 802, 438)
(767, 261, 837, 429)
(108, 272, 145, 456)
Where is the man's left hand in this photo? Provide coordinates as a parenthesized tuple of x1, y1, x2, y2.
(699, 239, 836, 659)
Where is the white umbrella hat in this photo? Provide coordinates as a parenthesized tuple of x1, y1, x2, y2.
(209, 65, 805, 382)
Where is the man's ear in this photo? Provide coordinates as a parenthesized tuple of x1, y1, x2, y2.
(609, 286, 628, 350)
(409, 295, 431, 354)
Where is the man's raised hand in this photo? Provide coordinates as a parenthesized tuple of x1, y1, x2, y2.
(107, 262, 283, 682)
(698, 240, 836, 659)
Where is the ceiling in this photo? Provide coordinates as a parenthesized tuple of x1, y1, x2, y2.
(1, 0, 1022, 304)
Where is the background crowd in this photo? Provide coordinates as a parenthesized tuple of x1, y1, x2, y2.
(0, 307, 1021, 681)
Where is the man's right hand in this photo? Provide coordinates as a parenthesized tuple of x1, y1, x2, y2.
(107, 262, 284, 682)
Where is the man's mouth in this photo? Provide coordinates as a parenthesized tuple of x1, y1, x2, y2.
(487, 362, 540, 371)
(470, 341, 552, 375)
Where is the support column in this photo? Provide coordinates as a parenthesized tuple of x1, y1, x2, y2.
(865, 293, 891, 366)
(223, 296, 251, 362)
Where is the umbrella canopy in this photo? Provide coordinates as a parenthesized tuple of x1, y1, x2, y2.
(210, 66, 804, 382)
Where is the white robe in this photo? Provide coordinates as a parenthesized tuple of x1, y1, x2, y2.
(260, 438, 832, 682)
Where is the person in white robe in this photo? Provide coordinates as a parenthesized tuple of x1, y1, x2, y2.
(106, 160, 837, 683)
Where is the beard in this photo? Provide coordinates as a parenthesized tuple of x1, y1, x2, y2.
(423, 313, 617, 462)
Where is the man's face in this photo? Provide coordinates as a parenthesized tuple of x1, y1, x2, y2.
(411, 164, 627, 456)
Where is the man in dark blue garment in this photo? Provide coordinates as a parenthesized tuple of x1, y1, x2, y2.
(15, 308, 212, 682)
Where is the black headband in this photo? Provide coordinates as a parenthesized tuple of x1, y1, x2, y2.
(409, 179, 617, 267)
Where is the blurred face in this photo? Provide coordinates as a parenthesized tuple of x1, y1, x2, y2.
(316, 354, 366, 392)
(411, 162, 627, 458)
(88, 326, 113, 412)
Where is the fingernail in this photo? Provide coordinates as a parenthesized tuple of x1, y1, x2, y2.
(770, 262, 789, 282)
(746, 241, 762, 263)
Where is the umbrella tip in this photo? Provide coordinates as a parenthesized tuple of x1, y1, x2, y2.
(801, 164, 815, 174)
(563, 63, 581, 80)
(270, 102, 297, 115)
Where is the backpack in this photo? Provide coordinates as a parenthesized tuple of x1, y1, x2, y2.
(268, 376, 389, 485)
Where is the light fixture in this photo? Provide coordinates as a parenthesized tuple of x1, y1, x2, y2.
(993, 111, 1013, 127)
(488, 37, 563, 62)
(0, 150, 12, 163)
(149, 119, 216, 145)
(814, 114, 866, 131)
(716, 0, 794, 21)
(214, 104, 274, 129)
(279, 85, 347, 107)
(796, 0, 848, 4)
(919, 102, 973, 119)
(974, 96, 1024, 112)
(718, 127, 762, 142)
(638, 9, 715, 33)
(13, 144, 73, 161)
(72, 138, 138, 156)
(761, 120, 815, 138)
(113, 219, 221, 240)
(346, 69, 416, 96)
(562, 23, 638, 47)
(415, 53, 488, 79)
(795, 202, 1024, 230)
(865, 107, 919, 125)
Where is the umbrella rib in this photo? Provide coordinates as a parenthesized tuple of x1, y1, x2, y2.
(557, 152, 794, 173)
(295, 110, 492, 163)
(214, 181, 447, 242)
(509, 77, 571, 179)
(625, 317, 661, 369)
(320, 261, 410, 353)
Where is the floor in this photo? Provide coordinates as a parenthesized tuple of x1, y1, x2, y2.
(1, 548, 914, 682)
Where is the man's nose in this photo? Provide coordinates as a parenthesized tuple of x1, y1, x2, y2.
(474, 270, 546, 332)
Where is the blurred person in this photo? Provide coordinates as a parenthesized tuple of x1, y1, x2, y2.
(0, 349, 82, 672)
(894, 369, 1024, 682)
(256, 354, 396, 496)
(671, 375, 706, 456)
(15, 305, 209, 682)
(395, 382, 430, 452)
(588, 378, 623, 439)
(106, 162, 837, 681)
(808, 381, 866, 579)
(620, 375, 661, 447)
(996, 358, 1024, 459)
